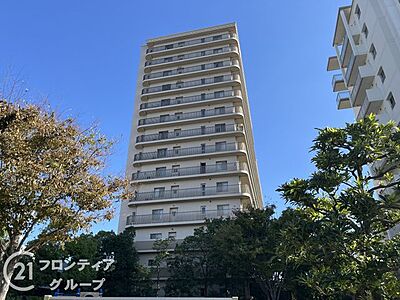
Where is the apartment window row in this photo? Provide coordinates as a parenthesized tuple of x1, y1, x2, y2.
(153, 141, 229, 157)
(151, 160, 229, 175)
(148, 203, 230, 231)
(147, 33, 230, 53)
(151, 181, 230, 196)
(145, 47, 232, 66)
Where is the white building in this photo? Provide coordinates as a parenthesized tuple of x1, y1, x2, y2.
(328, 0, 400, 123)
(328, 0, 400, 237)
(118, 23, 263, 267)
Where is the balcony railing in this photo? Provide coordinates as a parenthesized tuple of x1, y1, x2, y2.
(126, 209, 234, 225)
(131, 162, 246, 181)
(140, 90, 236, 110)
(134, 142, 241, 161)
(135, 124, 243, 143)
(142, 75, 234, 95)
(340, 34, 349, 65)
(138, 106, 240, 126)
(146, 33, 234, 54)
(131, 184, 245, 202)
(145, 46, 236, 67)
(144, 60, 235, 80)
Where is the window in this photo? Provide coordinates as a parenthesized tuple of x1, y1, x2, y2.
(165, 44, 173, 50)
(214, 75, 224, 83)
(159, 114, 169, 123)
(387, 92, 396, 109)
(156, 167, 166, 177)
(213, 48, 223, 54)
(355, 4, 361, 19)
(154, 187, 165, 199)
(213, 35, 223, 41)
(369, 44, 377, 59)
(362, 24, 368, 38)
(162, 84, 171, 91)
(173, 146, 180, 155)
(152, 209, 163, 219)
(216, 182, 229, 192)
(216, 161, 228, 171)
(201, 183, 206, 195)
(168, 232, 177, 239)
(175, 96, 183, 104)
(214, 61, 223, 68)
(378, 67, 386, 83)
(175, 112, 183, 120)
(157, 148, 167, 158)
(148, 259, 155, 266)
(177, 67, 184, 74)
(170, 207, 178, 215)
(201, 143, 206, 153)
(178, 41, 185, 47)
(215, 141, 227, 151)
(161, 98, 170, 106)
(171, 185, 179, 196)
(163, 70, 172, 77)
(176, 81, 184, 88)
(172, 165, 180, 176)
(215, 123, 226, 133)
(200, 162, 206, 173)
(150, 233, 162, 240)
(177, 55, 184, 60)
(217, 204, 229, 216)
(164, 57, 173, 63)
(174, 129, 181, 136)
(200, 206, 206, 214)
(159, 131, 168, 139)
(214, 90, 225, 98)
(215, 106, 226, 114)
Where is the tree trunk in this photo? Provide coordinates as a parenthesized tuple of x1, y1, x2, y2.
(0, 257, 16, 300)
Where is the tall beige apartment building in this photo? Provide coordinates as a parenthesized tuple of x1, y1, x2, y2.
(118, 23, 262, 266)
(328, 0, 400, 237)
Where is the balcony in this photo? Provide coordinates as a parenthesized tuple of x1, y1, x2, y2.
(143, 60, 239, 84)
(139, 90, 240, 114)
(141, 75, 238, 99)
(350, 65, 375, 107)
(332, 74, 346, 92)
(126, 209, 234, 226)
(340, 34, 351, 67)
(327, 56, 340, 71)
(131, 162, 247, 182)
(135, 124, 244, 145)
(333, 6, 351, 46)
(356, 87, 383, 121)
(134, 142, 244, 163)
(336, 91, 351, 110)
(144, 46, 238, 70)
(137, 106, 242, 129)
(130, 184, 249, 203)
(344, 47, 367, 87)
(146, 33, 236, 57)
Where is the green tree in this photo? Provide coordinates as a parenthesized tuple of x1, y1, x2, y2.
(0, 99, 127, 300)
(152, 238, 172, 296)
(278, 115, 400, 299)
(97, 229, 151, 296)
(166, 220, 226, 297)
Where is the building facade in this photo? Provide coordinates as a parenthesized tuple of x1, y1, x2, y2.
(328, 0, 400, 123)
(328, 0, 400, 237)
(118, 23, 263, 266)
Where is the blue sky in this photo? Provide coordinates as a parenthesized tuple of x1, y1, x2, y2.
(0, 0, 353, 233)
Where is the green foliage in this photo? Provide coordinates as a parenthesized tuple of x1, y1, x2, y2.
(278, 115, 400, 299)
(0, 99, 128, 298)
